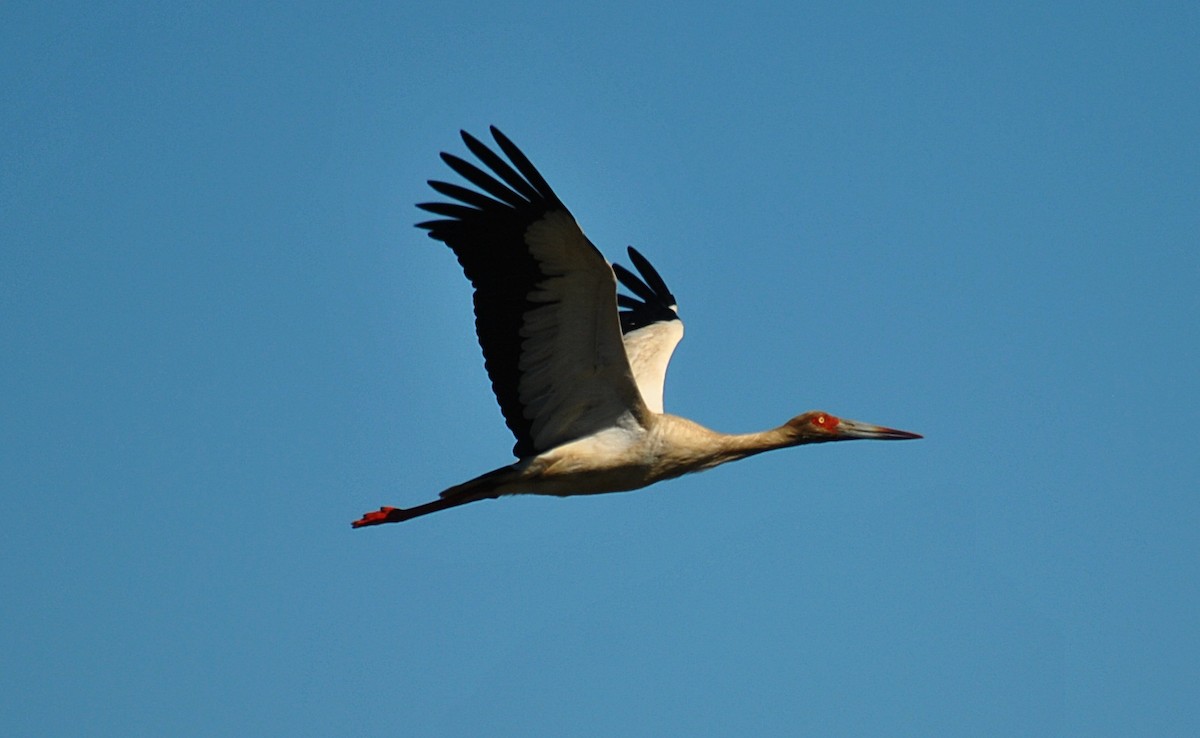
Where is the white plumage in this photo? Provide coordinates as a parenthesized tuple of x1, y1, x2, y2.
(622, 319, 684, 414)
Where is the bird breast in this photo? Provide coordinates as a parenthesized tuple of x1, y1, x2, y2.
(509, 413, 733, 498)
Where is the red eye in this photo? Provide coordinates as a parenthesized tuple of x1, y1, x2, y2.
(816, 414, 840, 429)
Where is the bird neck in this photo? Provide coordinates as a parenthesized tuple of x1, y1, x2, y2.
(650, 416, 807, 479)
(716, 425, 802, 461)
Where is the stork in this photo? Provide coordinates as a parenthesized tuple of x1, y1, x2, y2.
(353, 127, 920, 528)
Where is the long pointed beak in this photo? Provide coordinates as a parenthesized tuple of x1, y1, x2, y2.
(836, 418, 923, 441)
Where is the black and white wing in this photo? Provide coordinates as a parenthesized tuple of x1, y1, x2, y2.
(416, 127, 649, 458)
(614, 247, 683, 414)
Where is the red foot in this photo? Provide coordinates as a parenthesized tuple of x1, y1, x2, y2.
(352, 506, 399, 528)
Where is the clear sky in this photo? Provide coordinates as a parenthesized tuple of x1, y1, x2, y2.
(3, 1, 1198, 735)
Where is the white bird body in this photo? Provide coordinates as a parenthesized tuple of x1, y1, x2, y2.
(445, 414, 772, 500)
(353, 128, 920, 528)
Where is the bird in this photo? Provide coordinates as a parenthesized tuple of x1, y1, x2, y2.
(353, 127, 921, 528)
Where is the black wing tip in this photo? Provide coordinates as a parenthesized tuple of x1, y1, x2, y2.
(618, 247, 677, 306)
(423, 127, 562, 218)
(455, 125, 507, 145)
(488, 125, 513, 146)
(612, 262, 637, 284)
(458, 128, 485, 150)
(615, 247, 680, 333)
(447, 125, 511, 153)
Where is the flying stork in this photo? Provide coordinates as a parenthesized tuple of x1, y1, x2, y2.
(353, 127, 920, 528)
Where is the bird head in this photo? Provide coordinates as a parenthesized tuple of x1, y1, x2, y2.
(784, 411, 922, 444)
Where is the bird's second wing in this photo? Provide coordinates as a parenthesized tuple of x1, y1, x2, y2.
(417, 127, 649, 458)
(614, 247, 683, 414)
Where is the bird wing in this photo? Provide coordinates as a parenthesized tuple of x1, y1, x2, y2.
(416, 127, 649, 458)
(613, 247, 683, 414)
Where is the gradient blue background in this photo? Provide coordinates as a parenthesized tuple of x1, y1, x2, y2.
(4, 2, 1197, 735)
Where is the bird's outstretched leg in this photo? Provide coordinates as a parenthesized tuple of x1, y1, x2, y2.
(353, 465, 517, 528)
(352, 495, 473, 528)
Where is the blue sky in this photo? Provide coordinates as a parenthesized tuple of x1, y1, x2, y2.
(3, 1, 1197, 735)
